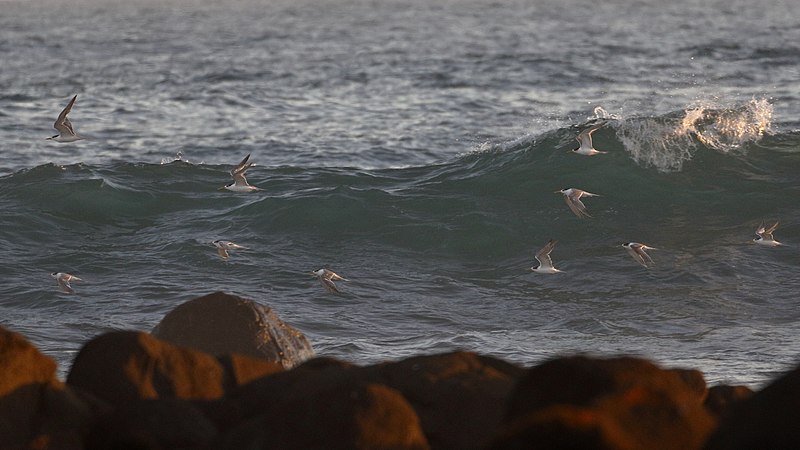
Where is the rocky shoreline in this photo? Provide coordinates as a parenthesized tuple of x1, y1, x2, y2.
(1, 291, 796, 449)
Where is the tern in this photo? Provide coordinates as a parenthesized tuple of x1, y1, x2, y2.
(622, 242, 657, 267)
(531, 239, 562, 274)
(220, 154, 261, 192)
(753, 221, 782, 247)
(51, 272, 82, 294)
(46, 95, 83, 142)
(213, 240, 247, 259)
(571, 125, 607, 156)
(311, 268, 349, 293)
(556, 188, 600, 218)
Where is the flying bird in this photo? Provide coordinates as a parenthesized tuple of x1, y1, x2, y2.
(571, 125, 607, 156)
(556, 188, 600, 218)
(46, 95, 83, 142)
(213, 240, 247, 259)
(311, 268, 349, 293)
(753, 221, 782, 247)
(221, 154, 261, 192)
(531, 239, 562, 274)
(622, 242, 657, 267)
(51, 272, 82, 294)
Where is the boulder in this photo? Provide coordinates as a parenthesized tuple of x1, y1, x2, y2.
(85, 399, 217, 450)
(216, 381, 429, 450)
(491, 355, 715, 450)
(206, 351, 521, 450)
(152, 291, 314, 368)
(704, 384, 753, 418)
(0, 326, 94, 450)
(363, 351, 524, 449)
(67, 331, 282, 406)
(704, 365, 800, 449)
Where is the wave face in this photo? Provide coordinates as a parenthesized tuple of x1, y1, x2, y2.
(2, 0, 800, 387)
(2, 107, 799, 387)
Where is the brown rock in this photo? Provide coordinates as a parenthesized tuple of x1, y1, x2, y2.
(704, 384, 753, 418)
(704, 365, 800, 449)
(363, 351, 524, 450)
(492, 355, 715, 450)
(152, 291, 314, 368)
(66, 330, 282, 406)
(216, 381, 429, 450)
(85, 399, 217, 450)
(0, 326, 94, 449)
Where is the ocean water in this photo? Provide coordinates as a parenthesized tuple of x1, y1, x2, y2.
(1, 0, 799, 386)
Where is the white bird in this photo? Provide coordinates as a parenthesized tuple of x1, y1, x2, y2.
(51, 272, 82, 294)
(556, 188, 600, 218)
(213, 240, 247, 259)
(46, 95, 83, 142)
(311, 268, 349, 293)
(531, 239, 562, 274)
(753, 221, 782, 247)
(622, 242, 657, 267)
(571, 125, 606, 156)
(220, 154, 261, 192)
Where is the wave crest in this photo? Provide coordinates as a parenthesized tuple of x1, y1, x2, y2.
(615, 98, 772, 172)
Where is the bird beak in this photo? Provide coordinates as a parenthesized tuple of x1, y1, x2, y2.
(218, 186, 226, 191)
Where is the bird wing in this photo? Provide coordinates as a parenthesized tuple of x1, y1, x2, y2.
(231, 154, 252, 177)
(626, 247, 648, 267)
(57, 277, 75, 293)
(535, 240, 556, 269)
(764, 221, 780, 240)
(564, 195, 590, 218)
(320, 277, 340, 293)
(217, 247, 229, 259)
(635, 245, 655, 264)
(54, 95, 77, 135)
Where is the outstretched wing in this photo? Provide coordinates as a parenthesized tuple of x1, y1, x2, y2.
(54, 95, 78, 135)
(535, 240, 557, 269)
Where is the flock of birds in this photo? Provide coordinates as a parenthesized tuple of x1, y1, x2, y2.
(527, 124, 783, 274)
(44, 96, 783, 292)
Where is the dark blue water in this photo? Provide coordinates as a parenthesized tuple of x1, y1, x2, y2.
(1, 0, 799, 386)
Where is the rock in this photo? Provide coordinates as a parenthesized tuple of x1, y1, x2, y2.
(491, 355, 715, 450)
(67, 330, 283, 406)
(363, 351, 524, 450)
(152, 291, 314, 368)
(704, 365, 800, 449)
(85, 399, 218, 450)
(0, 326, 94, 449)
(216, 381, 429, 450)
(704, 384, 753, 418)
(206, 351, 521, 450)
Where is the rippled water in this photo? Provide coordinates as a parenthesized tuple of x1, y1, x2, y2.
(1, 0, 799, 386)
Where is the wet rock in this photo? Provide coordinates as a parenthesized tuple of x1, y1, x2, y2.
(152, 291, 314, 368)
(67, 330, 282, 406)
(0, 326, 94, 450)
(704, 365, 800, 449)
(491, 355, 715, 450)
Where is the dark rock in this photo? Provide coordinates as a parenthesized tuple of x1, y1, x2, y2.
(491, 355, 715, 450)
(85, 399, 217, 450)
(216, 381, 429, 450)
(152, 291, 314, 368)
(704, 366, 800, 449)
(0, 326, 94, 449)
(67, 330, 283, 406)
(363, 351, 524, 450)
(206, 351, 521, 450)
(704, 384, 753, 418)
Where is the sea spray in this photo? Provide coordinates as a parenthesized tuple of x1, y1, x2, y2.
(614, 98, 772, 172)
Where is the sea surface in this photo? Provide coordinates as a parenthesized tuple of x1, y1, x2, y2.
(1, 0, 799, 386)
